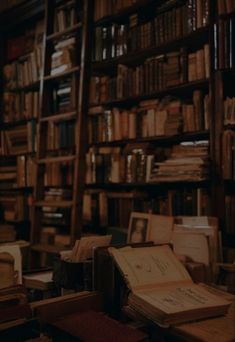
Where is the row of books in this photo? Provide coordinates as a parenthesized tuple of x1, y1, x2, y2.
(3, 91, 39, 123)
(225, 195, 235, 234)
(150, 141, 209, 182)
(48, 77, 76, 115)
(0, 194, 29, 221)
(54, 3, 79, 33)
(0, 122, 37, 155)
(47, 121, 75, 151)
(3, 48, 42, 89)
(222, 130, 235, 180)
(214, 18, 235, 70)
(83, 188, 211, 229)
(51, 37, 76, 76)
(90, 46, 209, 104)
(93, 1, 209, 61)
(88, 91, 209, 144)
(224, 96, 235, 125)
(44, 162, 74, 187)
(217, 0, 235, 15)
(85, 141, 209, 184)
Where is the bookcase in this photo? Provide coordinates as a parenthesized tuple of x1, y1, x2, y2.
(29, 0, 92, 265)
(84, 0, 235, 259)
(0, 2, 45, 244)
(0, 0, 234, 264)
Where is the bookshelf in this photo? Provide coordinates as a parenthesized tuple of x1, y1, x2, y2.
(84, 0, 221, 245)
(0, 3, 44, 245)
(29, 0, 92, 265)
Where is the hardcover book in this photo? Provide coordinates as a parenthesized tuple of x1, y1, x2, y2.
(109, 245, 231, 326)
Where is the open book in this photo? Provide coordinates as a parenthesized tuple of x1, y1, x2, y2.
(109, 245, 231, 327)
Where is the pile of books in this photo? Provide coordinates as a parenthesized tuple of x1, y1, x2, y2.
(150, 141, 209, 182)
(51, 37, 76, 76)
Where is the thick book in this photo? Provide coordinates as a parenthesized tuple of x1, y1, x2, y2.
(109, 245, 231, 327)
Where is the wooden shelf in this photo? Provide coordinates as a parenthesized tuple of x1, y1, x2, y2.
(93, 27, 209, 71)
(38, 155, 75, 164)
(89, 131, 209, 147)
(47, 22, 82, 41)
(94, 0, 155, 26)
(55, 0, 75, 11)
(10, 80, 40, 92)
(92, 79, 209, 108)
(43, 66, 80, 81)
(1, 118, 37, 129)
(86, 180, 210, 190)
(34, 200, 73, 208)
(40, 111, 77, 122)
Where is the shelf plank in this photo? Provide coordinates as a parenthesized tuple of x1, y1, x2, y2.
(40, 111, 77, 122)
(89, 131, 209, 147)
(85, 180, 210, 190)
(93, 27, 209, 70)
(34, 201, 73, 208)
(47, 22, 82, 41)
(38, 155, 75, 164)
(43, 66, 80, 81)
(91, 79, 209, 108)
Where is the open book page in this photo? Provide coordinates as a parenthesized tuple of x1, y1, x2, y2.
(172, 231, 210, 266)
(133, 283, 231, 315)
(109, 245, 191, 290)
(148, 215, 174, 244)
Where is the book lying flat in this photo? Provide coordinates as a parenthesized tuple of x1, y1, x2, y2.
(109, 245, 231, 327)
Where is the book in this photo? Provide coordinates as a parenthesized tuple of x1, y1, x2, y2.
(109, 245, 231, 326)
(49, 310, 147, 342)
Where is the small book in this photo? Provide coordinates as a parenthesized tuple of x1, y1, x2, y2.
(109, 245, 231, 327)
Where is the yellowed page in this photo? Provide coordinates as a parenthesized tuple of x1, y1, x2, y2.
(76, 235, 112, 261)
(134, 283, 230, 314)
(172, 231, 210, 265)
(109, 245, 191, 290)
(148, 215, 174, 244)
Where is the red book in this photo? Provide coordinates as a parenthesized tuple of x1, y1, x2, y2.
(50, 310, 147, 342)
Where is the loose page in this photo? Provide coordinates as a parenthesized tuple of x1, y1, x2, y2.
(109, 245, 191, 290)
(172, 231, 210, 265)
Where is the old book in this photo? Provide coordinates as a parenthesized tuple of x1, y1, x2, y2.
(23, 271, 53, 291)
(49, 310, 147, 342)
(109, 245, 231, 326)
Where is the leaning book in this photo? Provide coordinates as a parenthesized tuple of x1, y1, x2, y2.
(108, 245, 231, 327)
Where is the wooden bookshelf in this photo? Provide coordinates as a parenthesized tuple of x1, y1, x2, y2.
(84, 0, 229, 251)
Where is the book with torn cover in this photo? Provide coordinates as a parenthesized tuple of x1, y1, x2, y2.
(109, 245, 231, 327)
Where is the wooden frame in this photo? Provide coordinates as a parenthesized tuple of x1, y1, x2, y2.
(127, 212, 150, 243)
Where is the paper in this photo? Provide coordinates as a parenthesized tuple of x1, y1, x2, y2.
(109, 245, 191, 290)
(172, 231, 210, 265)
(135, 284, 230, 314)
(148, 215, 174, 244)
